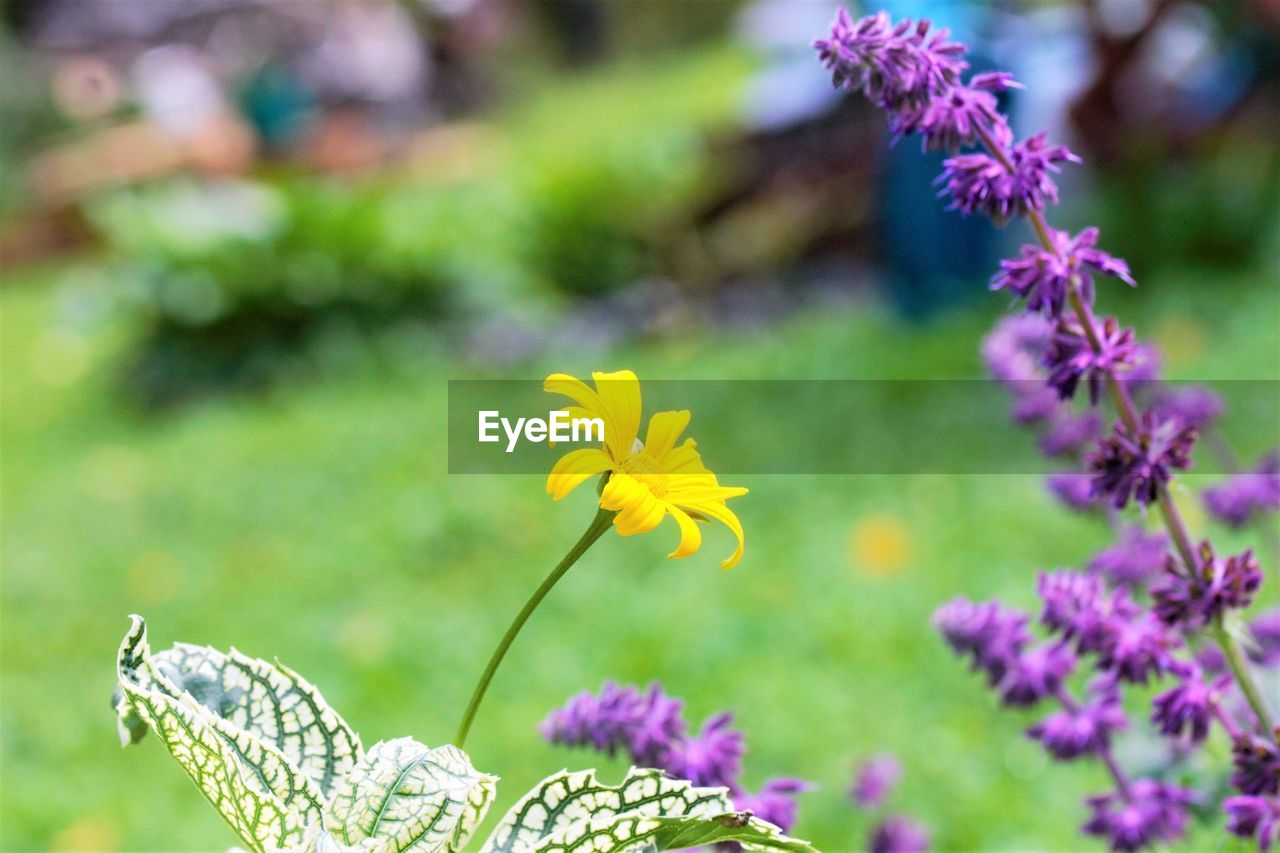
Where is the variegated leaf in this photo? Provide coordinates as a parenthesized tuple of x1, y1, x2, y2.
(116, 616, 326, 852)
(535, 812, 819, 852)
(328, 737, 497, 852)
(480, 768, 731, 853)
(112, 619, 362, 797)
(282, 822, 381, 853)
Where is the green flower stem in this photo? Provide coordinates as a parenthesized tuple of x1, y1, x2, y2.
(454, 505, 616, 748)
(1214, 615, 1277, 735)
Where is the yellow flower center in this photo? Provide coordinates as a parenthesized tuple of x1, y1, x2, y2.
(620, 440, 670, 496)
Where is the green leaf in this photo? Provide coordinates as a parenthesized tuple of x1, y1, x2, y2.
(327, 737, 497, 852)
(113, 618, 362, 798)
(479, 767, 815, 853)
(116, 616, 327, 852)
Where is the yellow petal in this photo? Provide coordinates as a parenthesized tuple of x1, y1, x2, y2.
(615, 492, 666, 536)
(591, 370, 641, 461)
(665, 504, 702, 560)
(673, 498, 744, 569)
(544, 373, 604, 414)
(664, 482, 749, 503)
(601, 473, 666, 535)
(643, 410, 690, 463)
(661, 439, 710, 475)
(546, 448, 614, 500)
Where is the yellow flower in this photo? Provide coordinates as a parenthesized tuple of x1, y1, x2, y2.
(545, 370, 747, 569)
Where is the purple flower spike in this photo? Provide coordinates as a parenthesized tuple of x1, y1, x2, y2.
(940, 132, 1079, 221)
(1043, 316, 1139, 404)
(992, 227, 1134, 318)
(540, 681, 683, 760)
(1153, 385, 1224, 429)
(1232, 736, 1280, 796)
(1204, 453, 1280, 528)
(815, 10, 966, 111)
(998, 641, 1077, 707)
(1027, 682, 1127, 760)
(851, 754, 902, 808)
(868, 815, 931, 853)
(735, 777, 810, 832)
(1224, 795, 1280, 850)
(666, 712, 744, 789)
(1088, 526, 1168, 589)
(1046, 472, 1102, 511)
(1088, 412, 1197, 509)
(1152, 542, 1262, 630)
(896, 72, 1019, 152)
(1249, 609, 1280, 668)
(933, 597, 1031, 684)
(1082, 779, 1193, 852)
(1151, 665, 1231, 744)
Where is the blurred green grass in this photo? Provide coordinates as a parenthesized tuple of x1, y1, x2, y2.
(2, 259, 1276, 851)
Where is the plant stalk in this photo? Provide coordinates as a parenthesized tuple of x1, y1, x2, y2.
(453, 505, 616, 748)
(1214, 615, 1277, 735)
(974, 127, 1278, 742)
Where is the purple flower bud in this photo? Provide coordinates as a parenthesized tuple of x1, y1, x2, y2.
(1028, 686, 1127, 760)
(666, 712, 744, 789)
(734, 777, 810, 832)
(939, 132, 1080, 221)
(1152, 542, 1262, 630)
(1088, 413, 1197, 509)
(1039, 410, 1102, 458)
(1088, 526, 1168, 589)
(1195, 644, 1229, 676)
(814, 10, 966, 111)
(982, 313, 1052, 384)
(991, 227, 1134, 318)
(1037, 570, 1128, 651)
(851, 754, 902, 808)
(1153, 385, 1224, 429)
(1094, 610, 1180, 684)
(895, 72, 1018, 152)
(933, 597, 1031, 684)
(1232, 736, 1280, 796)
(1249, 609, 1280, 668)
(1014, 386, 1061, 424)
(998, 641, 1077, 707)
(1082, 779, 1193, 851)
(1204, 453, 1280, 528)
(1150, 665, 1231, 744)
(868, 815, 931, 853)
(1224, 795, 1280, 850)
(1046, 473, 1102, 511)
(1043, 316, 1141, 405)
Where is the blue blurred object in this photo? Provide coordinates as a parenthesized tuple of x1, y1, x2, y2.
(239, 63, 316, 150)
(876, 0, 1006, 319)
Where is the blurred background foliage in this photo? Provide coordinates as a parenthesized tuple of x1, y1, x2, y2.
(1, 0, 1278, 850)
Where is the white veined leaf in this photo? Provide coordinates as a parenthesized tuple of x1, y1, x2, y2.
(327, 737, 497, 852)
(480, 768, 732, 853)
(112, 618, 362, 797)
(282, 822, 381, 853)
(535, 812, 820, 852)
(116, 616, 327, 852)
